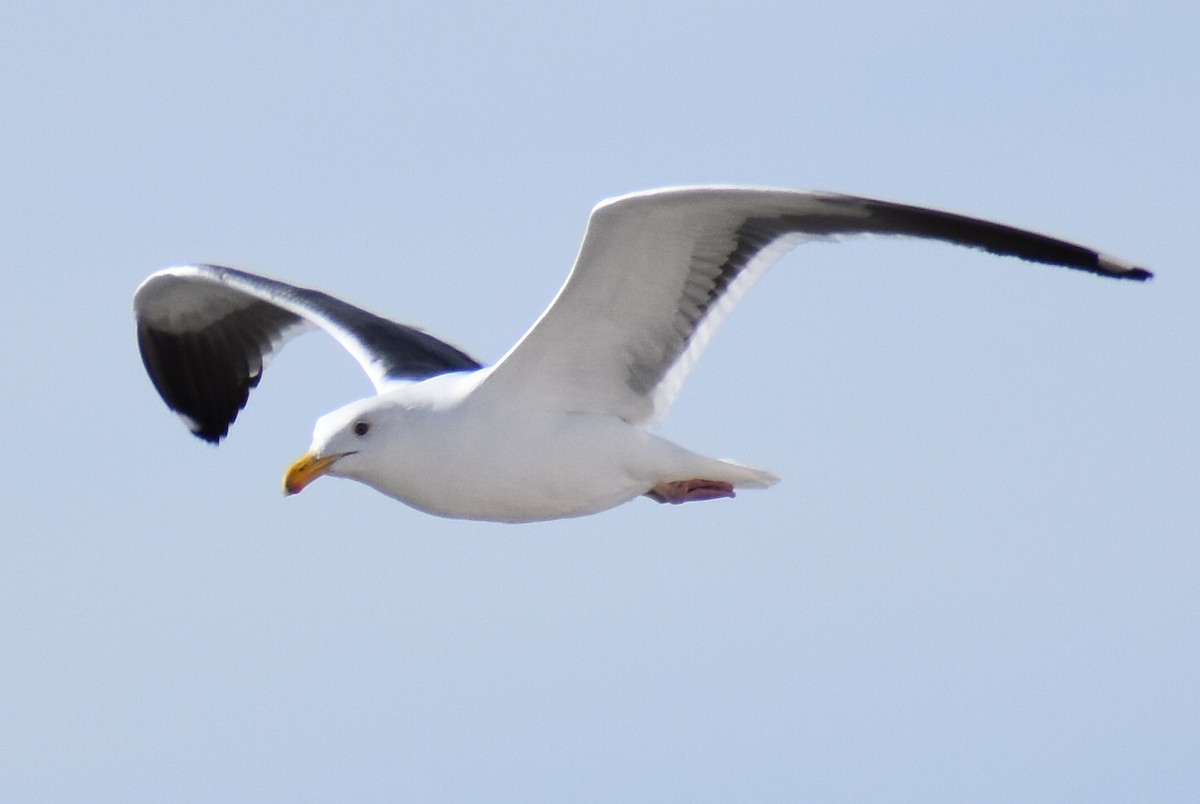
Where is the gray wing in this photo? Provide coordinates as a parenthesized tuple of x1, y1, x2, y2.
(134, 264, 480, 442)
(479, 186, 1150, 426)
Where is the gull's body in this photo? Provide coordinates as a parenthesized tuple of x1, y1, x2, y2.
(134, 186, 1149, 522)
(325, 372, 763, 521)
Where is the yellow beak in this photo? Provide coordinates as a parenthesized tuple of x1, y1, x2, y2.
(283, 452, 340, 495)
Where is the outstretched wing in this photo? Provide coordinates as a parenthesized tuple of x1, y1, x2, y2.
(478, 186, 1149, 425)
(134, 264, 480, 442)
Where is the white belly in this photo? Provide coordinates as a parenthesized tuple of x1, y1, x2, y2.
(356, 408, 668, 522)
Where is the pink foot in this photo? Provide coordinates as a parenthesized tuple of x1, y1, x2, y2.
(645, 479, 736, 504)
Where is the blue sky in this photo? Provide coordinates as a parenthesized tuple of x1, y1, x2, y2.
(2, 2, 1197, 801)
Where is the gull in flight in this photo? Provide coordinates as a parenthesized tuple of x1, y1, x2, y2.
(134, 187, 1149, 522)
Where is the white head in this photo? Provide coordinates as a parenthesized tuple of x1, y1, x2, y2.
(280, 371, 481, 501)
(282, 395, 405, 495)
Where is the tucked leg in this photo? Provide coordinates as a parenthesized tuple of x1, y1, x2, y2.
(645, 479, 736, 504)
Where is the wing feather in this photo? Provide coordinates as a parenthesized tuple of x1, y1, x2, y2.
(134, 264, 480, 442)
(478, 186, 1149, 425)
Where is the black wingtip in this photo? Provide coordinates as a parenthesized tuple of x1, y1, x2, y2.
(1125, 267, 1153, 282)
(190, 424, 229, 445)
(171, 409, 231, 444)
(138, 323, 255, 445)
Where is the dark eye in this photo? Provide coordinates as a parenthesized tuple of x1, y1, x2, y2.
(353, 421, 370, 437)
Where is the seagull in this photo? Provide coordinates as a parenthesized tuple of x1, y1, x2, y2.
(134, 186, 1150, 522)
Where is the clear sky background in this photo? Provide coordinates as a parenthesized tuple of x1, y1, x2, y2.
(2, 2, 1197, 801)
